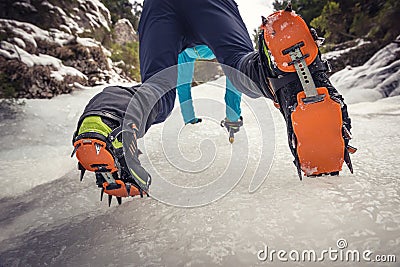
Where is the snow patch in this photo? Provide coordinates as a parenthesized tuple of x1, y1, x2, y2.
(77, 37, 101, 48)
(118, 18, 135, 30)
(280, 22, 289, 31)
(264, 13, 280, 38)
(41, 1, 54, 9)
(303, 166, 318, 176)
(0, 19, 72, 47)
(78, 0, 111, 31)
(12, 37, 26, 49)
(13, 2, 38, 12)
(59, 25, 72, 35)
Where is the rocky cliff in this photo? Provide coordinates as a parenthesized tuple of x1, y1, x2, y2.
(0, 0, 140, 99)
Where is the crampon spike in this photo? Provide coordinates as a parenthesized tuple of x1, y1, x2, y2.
(80, 169, 86, 182)
(126, 183, 131, 196)
(95, 143, 102, 155)
(294, 159, 302, 180)
(108, 195, 112, 207)
(100, 188, 104, 202)
(344, 149, 354, 174)
(117, 197, 122, 205)
(285, 1, 292, 12)
(261, 16, 267, 26)
(347, 145, 357, 154)
(297, 168, 302, 181)
(71, 144, 80, 158)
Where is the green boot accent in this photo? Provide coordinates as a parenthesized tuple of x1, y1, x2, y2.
(78, 116, 123, 149)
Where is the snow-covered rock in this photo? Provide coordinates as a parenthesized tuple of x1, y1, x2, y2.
(113, 19, 138, 45)
(0, 0, 134, 99)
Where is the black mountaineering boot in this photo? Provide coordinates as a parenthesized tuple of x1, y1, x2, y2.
(71, 116, 151, 206)
(258, 4, 356, 178)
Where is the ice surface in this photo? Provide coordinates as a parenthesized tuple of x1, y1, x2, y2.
(0, 85, 104, 197)
(0, 74, 399, 266)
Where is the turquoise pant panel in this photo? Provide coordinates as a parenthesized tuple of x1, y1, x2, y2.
(177, 46, 242, 124)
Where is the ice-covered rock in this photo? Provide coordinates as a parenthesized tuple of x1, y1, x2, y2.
(331, 36, 400, 104)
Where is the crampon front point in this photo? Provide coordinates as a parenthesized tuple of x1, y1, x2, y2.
(96, 171, 149, 207)
(71, 118, 150, 206)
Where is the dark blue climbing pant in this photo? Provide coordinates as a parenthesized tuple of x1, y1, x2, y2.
(134, 0, 266, 133)
(80, 0, 270, 137)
